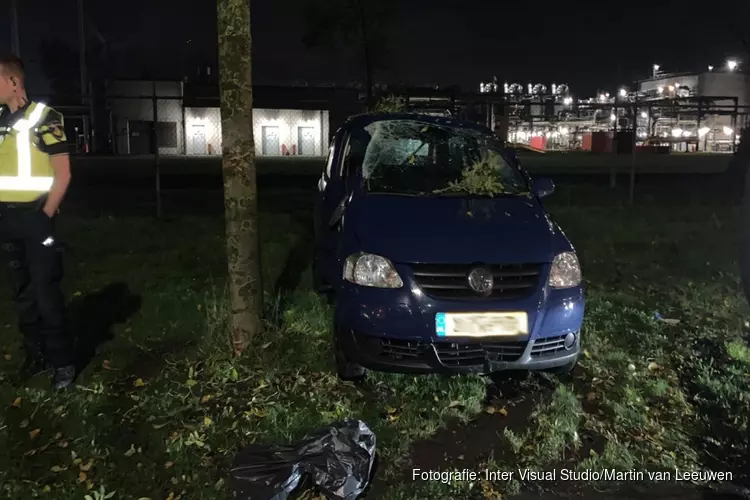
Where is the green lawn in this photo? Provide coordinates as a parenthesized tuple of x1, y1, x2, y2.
(0, 188, 748, 499)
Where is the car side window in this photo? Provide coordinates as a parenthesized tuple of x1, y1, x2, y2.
(324, 142, 335, 179)
(341, 132, 369, 181)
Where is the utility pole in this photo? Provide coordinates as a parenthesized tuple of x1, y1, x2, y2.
(78, 0, 90, 152)
(10, 0, 20, 56)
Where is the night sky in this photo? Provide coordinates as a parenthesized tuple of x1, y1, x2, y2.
(2, 0, 749, 96)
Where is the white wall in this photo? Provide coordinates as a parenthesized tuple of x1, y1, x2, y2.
(184, 107, 330, 157)
(698, 72, 750, 107)
(184, 107, 223, 155)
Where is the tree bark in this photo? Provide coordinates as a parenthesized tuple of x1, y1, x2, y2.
(353, 0, 373, 109)
(217, 0, 263, 354)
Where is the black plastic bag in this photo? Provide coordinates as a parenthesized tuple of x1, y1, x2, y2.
(230, 419, 376, 500)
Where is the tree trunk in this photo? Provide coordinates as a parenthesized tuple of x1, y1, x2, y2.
(353, 0, 373, 110)
(217, 0, 263, 354)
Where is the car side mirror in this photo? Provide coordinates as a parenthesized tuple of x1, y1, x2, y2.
(533, 178, 555, 198)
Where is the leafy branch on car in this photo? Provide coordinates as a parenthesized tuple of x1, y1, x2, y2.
(433, 150, 531, 199)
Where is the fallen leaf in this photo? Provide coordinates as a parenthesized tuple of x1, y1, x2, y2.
(133, 378, 145, 388)
(73, 458, 82, 465)
(165, 461, 174, 469)
(20, 419, 28, 428)
(102, 360, 114, 370)
(586, 392, 597, 401)
(72, 291, 82, 297)
(58, 440, 69, 448)
(448, 400, 463, 408)
(80, 459, 93, 471)
(78, 471, 87, 483)
(185, 379, 198, 387)
(385, 406, 398, 415)
(11, 397, 21, 408)
(583, 350, 591, 359)
(152, 422, 167, 429)
(215, 478, 225, 490)
(203, 417, 213, 427)
(138, 498, 152, 500)
(485, 406, 496, 415)
(54, 432, 62, 440)
(125, 444, 137, 457)
(50, 465, 67, 472)
(498, 407, 508, 416)
(29, 428, 41, 440)
(4, 354, 11, 361)
(201, 394, 212, 403)
(647, 362, 660, 371)
(86, 481, 94, 490)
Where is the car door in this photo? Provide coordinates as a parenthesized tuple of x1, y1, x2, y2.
(315, 131, 348, 281)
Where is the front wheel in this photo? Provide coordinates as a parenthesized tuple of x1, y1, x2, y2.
(334, 327, 365, 382)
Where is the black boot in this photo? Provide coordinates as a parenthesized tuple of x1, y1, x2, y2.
(52, 365, 76, 390)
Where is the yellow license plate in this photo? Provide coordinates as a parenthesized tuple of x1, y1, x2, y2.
(435, 312, 528, 338)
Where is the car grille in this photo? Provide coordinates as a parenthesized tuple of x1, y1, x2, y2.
(410, 263, 544, 300)
(378, 338, 526, 366)
(530, 334, 567, 358)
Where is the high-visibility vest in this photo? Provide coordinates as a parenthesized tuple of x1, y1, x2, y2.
(0, 102, 55, 202)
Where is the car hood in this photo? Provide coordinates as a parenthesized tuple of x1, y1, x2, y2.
(348, 194, 556, 264)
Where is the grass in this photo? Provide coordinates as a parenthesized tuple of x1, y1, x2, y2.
(0, 185, 748, 499)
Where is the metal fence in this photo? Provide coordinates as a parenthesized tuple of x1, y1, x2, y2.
(40, 90, 331, 158)
(39, 88, 750, 157)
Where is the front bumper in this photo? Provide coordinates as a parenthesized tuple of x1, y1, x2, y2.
(338, 328, 580, 374)
(334, 265, 584, 375)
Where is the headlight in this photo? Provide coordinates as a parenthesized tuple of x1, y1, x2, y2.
(548, 252, 582, 289)
(344, 253, 403, 288)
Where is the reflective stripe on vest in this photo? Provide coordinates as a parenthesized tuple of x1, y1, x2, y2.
(0, 103, 54, 192)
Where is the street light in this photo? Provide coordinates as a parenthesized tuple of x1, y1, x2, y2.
(698, 127, 710, 137)
(619, 88, 627, 97)
(708, 65, 714, 72)
(727, 59, 738, 71)
(652, 64, 660, 77)
(724, 126, 734, 136)
(641, 111, 648, 118)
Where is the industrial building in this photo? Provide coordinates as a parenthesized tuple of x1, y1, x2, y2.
(478, 63, 750, 153)
(104, 80, 364, 157)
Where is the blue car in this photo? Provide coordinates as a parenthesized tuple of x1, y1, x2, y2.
(314, 113, 584, 380)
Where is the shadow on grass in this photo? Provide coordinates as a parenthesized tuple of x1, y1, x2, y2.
(273, 217, 314, 314)
(70, 282, 142, 373)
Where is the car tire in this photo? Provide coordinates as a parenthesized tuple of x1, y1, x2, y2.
(334, 328, 366, 382)
(312, 254, 332, 294)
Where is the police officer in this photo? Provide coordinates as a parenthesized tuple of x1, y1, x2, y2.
(0, 55, 74, 389)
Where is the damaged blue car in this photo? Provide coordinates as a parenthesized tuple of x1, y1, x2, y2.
(314, 113, 584, 380)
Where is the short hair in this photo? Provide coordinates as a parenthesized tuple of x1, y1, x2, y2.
(0, 55, 24, 80)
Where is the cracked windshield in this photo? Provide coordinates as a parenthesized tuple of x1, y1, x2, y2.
(357, 120, 528, 196)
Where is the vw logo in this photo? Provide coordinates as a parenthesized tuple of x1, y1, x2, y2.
(467, 267, 494, 295)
